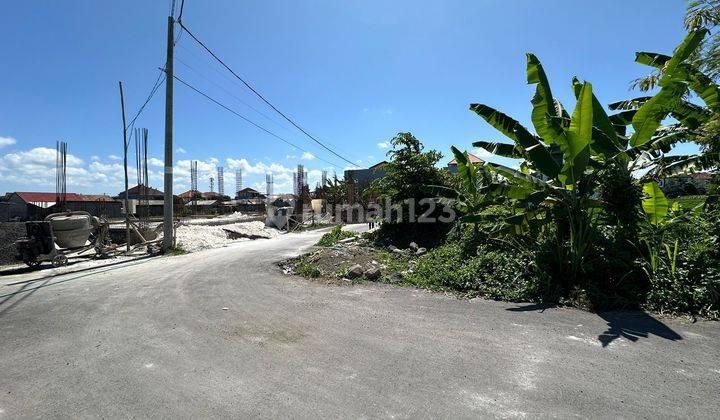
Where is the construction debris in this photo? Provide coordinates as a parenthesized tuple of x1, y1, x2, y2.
(176, 221, 280, 252)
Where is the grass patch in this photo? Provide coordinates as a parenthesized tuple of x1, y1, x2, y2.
(670, 195, 706, 210)
(295, 259, 321, 278)
(316, 225, 357, 246)
(164, 245, 187, 256)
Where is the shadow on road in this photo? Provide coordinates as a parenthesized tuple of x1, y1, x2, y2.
(506, 303, 555, 313)
(0, 256, 157, 317)
(506, 304, 683, 347)
(596, 311, 682, 347)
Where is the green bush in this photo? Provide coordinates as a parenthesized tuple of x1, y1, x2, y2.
(408, 241, 538, 302)
(316, 225, 356, 247)
(642, 212, 720, 318)
(295, 259, 321, 278)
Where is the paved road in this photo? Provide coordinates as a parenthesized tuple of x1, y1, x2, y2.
(0, 226, 718, 418)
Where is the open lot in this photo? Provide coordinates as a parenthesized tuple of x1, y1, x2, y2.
(0, 225, 718, 418)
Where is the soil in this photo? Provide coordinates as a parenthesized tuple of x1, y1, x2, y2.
(0, 222, 26, 265)
(280, 239, 413, 284)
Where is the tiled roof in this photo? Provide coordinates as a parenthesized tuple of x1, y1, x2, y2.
(16, 192, 84, 203)
(123, 184, 163, 196)
(448, 153, 485, 165)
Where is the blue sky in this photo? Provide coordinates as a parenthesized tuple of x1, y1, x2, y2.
(0, 0, 693, 195)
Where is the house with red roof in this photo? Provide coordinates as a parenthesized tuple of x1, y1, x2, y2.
(447, 153, 485, 174)
(0, 192, 122, 221)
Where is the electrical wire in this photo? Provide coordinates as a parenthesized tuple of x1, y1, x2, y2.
(125, 70, 166, 138)
(177, 21, 360, 168)
(171, 72, 341, 169)
(174, 54, 292, 133)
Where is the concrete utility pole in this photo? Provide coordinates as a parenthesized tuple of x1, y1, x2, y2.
(162, 14, 175, 250)
(118, 81, 130, 253)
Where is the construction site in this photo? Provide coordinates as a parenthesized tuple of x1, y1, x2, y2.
(0, 139, 356, 267)
(4, 1, 719, 419)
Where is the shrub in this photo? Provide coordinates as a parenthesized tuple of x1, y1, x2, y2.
(316, 225, 356, 247)
(295, 259, 321, 278)
(643, 211, 720, 318)
(408, 240, 538, 301)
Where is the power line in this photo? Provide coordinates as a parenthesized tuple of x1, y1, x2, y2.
(177, 21, 360, 168)
(174, 54, 292, 133)
(125, 70, 166, 135)
(170, 71, 342, 169)
(177, 0, 186, 21)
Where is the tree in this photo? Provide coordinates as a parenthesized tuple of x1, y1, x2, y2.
(469, 53, 629, 281)
(370, 132, 446, 206)
(616, 29, 720, 178)
(368, 132, 451, 246)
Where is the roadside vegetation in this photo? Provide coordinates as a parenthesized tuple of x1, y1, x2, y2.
(316, 225, 357, 246)
(287, 2, 720, 319)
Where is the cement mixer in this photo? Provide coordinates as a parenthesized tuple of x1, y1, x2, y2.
(14, 211, 114, 268)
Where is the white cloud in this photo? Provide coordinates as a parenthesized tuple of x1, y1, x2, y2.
(377, 142, 390, 149)
(0, 147, 327, 195)
(301, 152, 315, 160)
(176, 147, 187, 154)
(0, 136, 17, 148)
(285, 154, 297, 160)
(108, 154, 121, 160)
(226, 158, 293, 175)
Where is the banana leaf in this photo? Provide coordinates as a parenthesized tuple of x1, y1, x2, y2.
(642, 182, 669, 226)
(527, 54, 564, 143)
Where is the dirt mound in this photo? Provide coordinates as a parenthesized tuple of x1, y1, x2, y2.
(0, 222, 26, 265)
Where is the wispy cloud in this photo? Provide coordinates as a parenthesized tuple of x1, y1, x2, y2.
(301, 152, 315, 160)
(377, 141, 390, 149)
(176, 147, 187, 154)
(0, 136, 17, 148)
(108, 154, 121, 160)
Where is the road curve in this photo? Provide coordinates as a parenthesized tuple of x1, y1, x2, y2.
(0, 226, 718, 418)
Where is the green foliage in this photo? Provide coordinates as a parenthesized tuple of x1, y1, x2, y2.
(597, 163, 642, 238)
(295, 260, 321, 278)
(370, 132, 446, 203)
(671, 195, 707, 209)
(625, 29, 720, 178)
(642, 182, 670, 226)
(164, 245, 187, 256)
(369, 132, 453, 247)
(316, 225, 356, 247)
(408, 240, 539, 301)
(642, 210, 720, 318)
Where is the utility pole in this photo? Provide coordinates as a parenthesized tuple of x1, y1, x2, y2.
(119, 81, 130, 253)
(162, 14, 175, 250)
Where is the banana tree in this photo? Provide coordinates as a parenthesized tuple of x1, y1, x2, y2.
(612, 29, 720, 178)
(469, 54, 611, 279)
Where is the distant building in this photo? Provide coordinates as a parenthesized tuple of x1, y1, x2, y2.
(186, 199, 219, 215)
(202, 191, 221, 200)
(344, 161, 388, 203)
(115, 184, 165, 216)
(223, 198, 265, 213)
(0, 192, 122, 221)
(236, 187, 265, 200)
(447, 152, 485, 174)
(663, 172, 712, 197)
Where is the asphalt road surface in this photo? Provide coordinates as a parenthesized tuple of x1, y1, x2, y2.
(1, 226, 718, 418)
